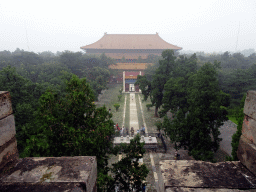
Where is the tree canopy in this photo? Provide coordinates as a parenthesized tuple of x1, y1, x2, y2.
(161, 61, 229, 161)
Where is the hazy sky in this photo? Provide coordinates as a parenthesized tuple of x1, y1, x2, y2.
(1, 0, 255, 54)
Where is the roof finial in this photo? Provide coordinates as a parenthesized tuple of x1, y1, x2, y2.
(156, 32, 158, 35)
(104, 32, 107, 35)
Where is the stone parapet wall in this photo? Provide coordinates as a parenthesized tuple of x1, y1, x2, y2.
(237, 90, 256, 175)
(0, 156, 97, 192)
(160, 160, 256, 191)
(0, 91, 19, 175)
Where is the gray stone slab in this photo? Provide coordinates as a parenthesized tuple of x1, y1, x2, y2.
(1, 156, 97, 192)
(114, 136, 158, 147)
(0, 115, 16, 146)
(241, 115, 256, 144)
(160, 160, 256, 189)
(0, 91, 13, 120)
(237, 135, 256, 176)
(166, 187, 244, 191)
(244, 90, 256, 120)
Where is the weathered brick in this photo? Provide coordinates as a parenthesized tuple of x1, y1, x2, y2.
(0, 91, 13, 120)
(0, 114, 16, 146)
(237, 135, 256, 175)
(244, 90, 256, 120)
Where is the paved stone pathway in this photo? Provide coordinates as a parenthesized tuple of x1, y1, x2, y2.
(128, 93, 158, 192)
(130, 93, 139, 131)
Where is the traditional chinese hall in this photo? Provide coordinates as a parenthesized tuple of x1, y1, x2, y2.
(80, 33, 182, 92)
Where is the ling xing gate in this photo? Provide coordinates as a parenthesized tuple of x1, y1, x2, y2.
(123, 71, 143, 92)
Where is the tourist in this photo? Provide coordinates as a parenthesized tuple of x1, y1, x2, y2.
(141, 125, 145, 135)
(131, 127, 134, 136)
(120, 126, 124, 136)
(142, 183, 146, 192)
(109, 108, 111, 113)
(122, 126, 125, 136)
(175, 151, 180, 160)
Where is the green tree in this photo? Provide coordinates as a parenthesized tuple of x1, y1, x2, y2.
(0, 65, 46, 154)
(121, 56, 126, 63)
(59, 51, 84, 77)
(161, 61, 229, 161)
(21, 75, 115, 173)
(137, 56, 143, 63)
(38, 51, 56, 63)
(86, 66, 110, 99)
(114, 104, 120, 111)
(135, 75, 151, 101)
(110, 135, 149, 192)
(160, 54, 197, 117)
(146, 104, 152, 111)
(187, 61, 229, 161)
(227, 94, 246, 161)
(99, 53, 116, 68)
(151, 49, 177, 117)
(12, 50, 43, 67)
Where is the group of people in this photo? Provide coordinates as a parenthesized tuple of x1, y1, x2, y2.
(115, 123, 128, 136)
(115, 123, 146, 136)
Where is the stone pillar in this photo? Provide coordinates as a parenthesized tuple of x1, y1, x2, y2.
(0, 91, 19, 174)
(237, 90, 256, 175)
(123, 71, 125, 93)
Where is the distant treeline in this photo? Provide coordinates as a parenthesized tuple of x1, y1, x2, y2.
(180, 51, 256, 108)
(0, 48, 116, 155)
(180, 48, 255, 57)
(0, 48, 118, 97)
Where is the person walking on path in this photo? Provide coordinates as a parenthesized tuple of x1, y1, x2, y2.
(120, 126, 124, 136)
(131, 127, 134, 136)
(141, 125, 145, 135)
(142, 184, 146, 192)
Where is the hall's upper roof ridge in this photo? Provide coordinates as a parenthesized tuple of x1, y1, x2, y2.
(81, 33, 182, 50)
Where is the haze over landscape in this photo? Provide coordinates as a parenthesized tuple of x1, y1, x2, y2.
(1, 0, 255, 53)
(2, 1, 256, 191)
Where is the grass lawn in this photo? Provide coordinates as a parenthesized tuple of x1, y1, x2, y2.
(227, 115, 238, 125)
(135, 93, 144, 130)
(138, 94, 161, 133)
(95, 84, 125, 126)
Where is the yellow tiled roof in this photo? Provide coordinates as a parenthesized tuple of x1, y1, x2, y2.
(81, 33, 182, 50)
